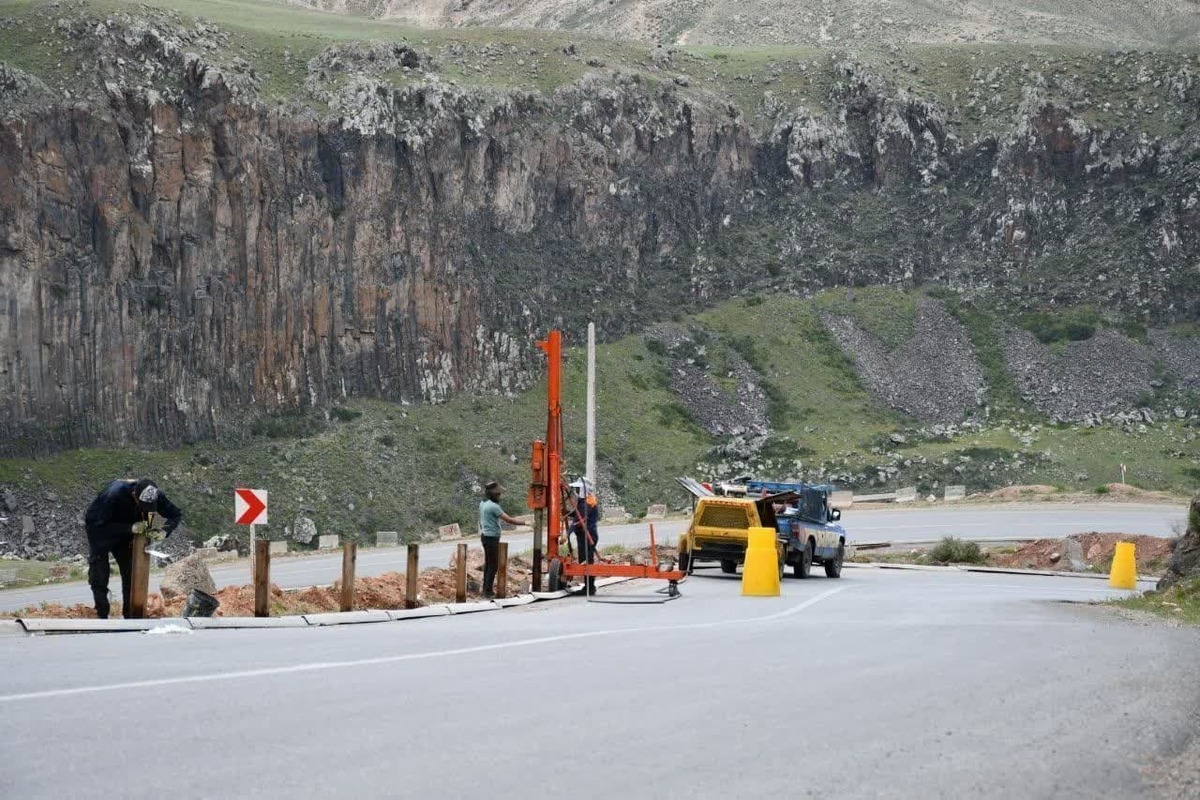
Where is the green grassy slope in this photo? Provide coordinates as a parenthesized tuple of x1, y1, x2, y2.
(0, 0, 1191, 138)
(1, 290, 1194, 549)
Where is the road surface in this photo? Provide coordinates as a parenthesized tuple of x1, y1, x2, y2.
(1, 568, 1196, 799)
(0, 501, 1187, 612)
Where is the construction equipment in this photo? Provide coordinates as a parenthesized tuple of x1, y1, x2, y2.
(527, 330, 686, 597)
(677, 477, 849, 579)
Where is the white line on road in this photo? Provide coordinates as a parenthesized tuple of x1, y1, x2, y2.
(0, 587, 847, 704)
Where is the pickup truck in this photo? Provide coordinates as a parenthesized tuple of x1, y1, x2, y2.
(676, 478, 848, 578)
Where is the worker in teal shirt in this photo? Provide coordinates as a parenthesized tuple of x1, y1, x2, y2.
(479, 481, 522, 598)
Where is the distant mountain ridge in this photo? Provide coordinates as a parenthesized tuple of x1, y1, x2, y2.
(289, 0, 1200, 47)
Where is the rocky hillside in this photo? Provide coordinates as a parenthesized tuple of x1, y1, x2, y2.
(293, 0, 1200, 48)
(0, 0, 1198, 458)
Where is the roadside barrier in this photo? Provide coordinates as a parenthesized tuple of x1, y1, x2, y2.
(741, 527, 781, 597)
(1108, 542, 1137, 590)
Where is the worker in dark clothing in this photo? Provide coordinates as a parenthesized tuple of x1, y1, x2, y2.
(85, 478, 182, 619)
(568, 488, 600, 594)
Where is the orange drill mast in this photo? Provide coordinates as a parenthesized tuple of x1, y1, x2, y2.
(527, 329, 684, 594)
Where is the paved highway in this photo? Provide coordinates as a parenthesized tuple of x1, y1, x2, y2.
(0, 501, 1187, 612)
(1, 569, 1196, 798)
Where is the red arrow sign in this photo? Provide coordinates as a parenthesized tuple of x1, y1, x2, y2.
(235, 488, 268, 526)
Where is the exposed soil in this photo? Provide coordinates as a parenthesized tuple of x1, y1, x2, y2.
(2, 545, 680, 619)
(4, 549, 539, 619)
(990, 532, 1176, 572)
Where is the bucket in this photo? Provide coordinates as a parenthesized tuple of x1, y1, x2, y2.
(181, 588, 220, 618)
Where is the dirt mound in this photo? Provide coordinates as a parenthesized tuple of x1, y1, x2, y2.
(2, 545, 679, 619)
(985, 485, 1059, 500)
(991, 532, 1175, 572)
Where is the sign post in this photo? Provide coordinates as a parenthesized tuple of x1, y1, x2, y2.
(235, 489, 269, 616)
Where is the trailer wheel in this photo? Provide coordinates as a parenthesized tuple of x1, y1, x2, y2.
(720, 559, 737, 575)
(824, 543, 845, 579)
(793, 540, 813, 579)
(548, 558, 564, 591)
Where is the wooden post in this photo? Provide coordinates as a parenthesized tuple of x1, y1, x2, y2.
(254, 538, 271, 617)
(532, 508, 544, 592)
(405, 543, 420, 609)
(127, 533, 150, 619)
(340, 541, 357, 612)
(455, 542, 467, 603)
(497, 541, 509, 599)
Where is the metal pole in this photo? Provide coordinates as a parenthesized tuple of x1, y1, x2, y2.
(532, 508, 544, 592)
(586, 321, 596, 488)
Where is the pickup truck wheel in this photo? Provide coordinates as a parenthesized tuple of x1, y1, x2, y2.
(824, 543, 845, 578)
(793, 540, 813, 579)
(720, 559, 737, 575)
(679, 550, 691, 574)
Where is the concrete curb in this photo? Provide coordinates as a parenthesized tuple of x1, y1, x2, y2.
(493, 594, 536, 608)
(17, 618, 195, 634)
(12, 576, 640, 634)
(187, 616, 310, 629)
(0, 619, 29, 637)
(446, 601, 500, 615)
(303, 610, 393, 626)
(387, 606, 451, 621)
(848, 562, 1159, 583)
(961, 566, 1160, 583)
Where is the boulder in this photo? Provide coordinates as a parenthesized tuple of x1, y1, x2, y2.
(292, 516, 317, 544)
(159, 554, 217, 601)
(1157, 496, 1200, 591)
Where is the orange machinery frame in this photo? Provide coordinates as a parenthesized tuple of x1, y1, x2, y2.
(527, 330, 685, 593)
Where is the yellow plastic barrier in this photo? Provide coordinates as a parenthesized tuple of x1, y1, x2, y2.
(742, 527, 781, 597)
(1109, 541, 1137, 590)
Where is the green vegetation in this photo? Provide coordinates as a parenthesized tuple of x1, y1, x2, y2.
(1018, 306, 1101, 345)
(0, 560, 85, 588)
(928, 536, 986, 564)
(814, 286, 918, 352)
(0, 291, 1194, 552)
(0, 0, 1189, 140)
(1111, 579, 1200, 626)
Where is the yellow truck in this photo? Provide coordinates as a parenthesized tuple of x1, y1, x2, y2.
(676, 479, 847, 578)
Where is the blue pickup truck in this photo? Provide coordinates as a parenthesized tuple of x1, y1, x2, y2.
(745, 480, 848, 578)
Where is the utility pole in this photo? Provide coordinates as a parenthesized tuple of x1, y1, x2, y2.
(586, 321, 596, 489)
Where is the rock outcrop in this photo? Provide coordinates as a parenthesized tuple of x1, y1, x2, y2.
(1, 13, 1197, 452)
(1157, 496, 1200, 591)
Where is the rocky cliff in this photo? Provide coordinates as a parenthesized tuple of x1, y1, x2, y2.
(1, 7, 1197, 453)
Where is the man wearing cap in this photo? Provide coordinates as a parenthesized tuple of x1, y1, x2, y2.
(84, 478, 183, 618)
(479, 481, 522, 599)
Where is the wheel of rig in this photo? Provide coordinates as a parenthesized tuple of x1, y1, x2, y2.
(547, 558, 564, 592)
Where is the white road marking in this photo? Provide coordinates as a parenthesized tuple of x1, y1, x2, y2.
(0, 587, 848, 704)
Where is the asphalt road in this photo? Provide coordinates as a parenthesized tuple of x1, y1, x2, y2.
(2, 569, 1197, 799)
(0, 501, 1187, 612)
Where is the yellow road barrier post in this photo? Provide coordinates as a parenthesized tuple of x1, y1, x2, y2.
(1109, 541, 1137, 590)
(742, 527, 781, 597)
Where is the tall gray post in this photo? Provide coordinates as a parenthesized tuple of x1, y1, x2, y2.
(586, 321, 597, 487)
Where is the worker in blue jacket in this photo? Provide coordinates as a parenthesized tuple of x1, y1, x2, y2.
(85, 478, 182, 618)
